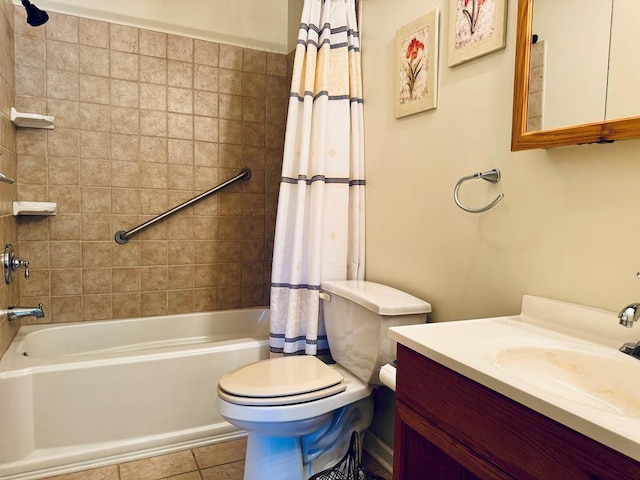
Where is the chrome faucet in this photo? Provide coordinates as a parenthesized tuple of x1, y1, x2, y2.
(3, 304, 44, 320)
(618, 303, 640, 327)
(618, 303, 640, 358)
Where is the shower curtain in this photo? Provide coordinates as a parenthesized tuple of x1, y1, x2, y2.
(269, 0, 365, 355)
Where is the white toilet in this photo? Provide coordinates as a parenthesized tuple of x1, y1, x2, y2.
(216, 280, 431, 479)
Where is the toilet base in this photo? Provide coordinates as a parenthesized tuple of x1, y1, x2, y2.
(241, 397, 373, 480)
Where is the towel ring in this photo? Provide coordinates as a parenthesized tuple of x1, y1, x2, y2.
(454, 169, 504, 214)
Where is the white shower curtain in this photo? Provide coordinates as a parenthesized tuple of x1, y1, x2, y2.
(269, 0, 365, 356)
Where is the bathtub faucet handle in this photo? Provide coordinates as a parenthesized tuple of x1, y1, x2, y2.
(3, 244, 30, 284)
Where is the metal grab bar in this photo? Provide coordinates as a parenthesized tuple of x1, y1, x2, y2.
(453, 169, 504, 214)
(0, 172, 15, 184)
(114, 168, 252, 244)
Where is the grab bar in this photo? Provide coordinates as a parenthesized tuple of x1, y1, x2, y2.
(114, 167, 252, 244)
(453, 169, 504, 213)
(0, 172, 15, 184)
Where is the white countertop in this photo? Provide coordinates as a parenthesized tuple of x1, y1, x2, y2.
(388, 295, 640, 462)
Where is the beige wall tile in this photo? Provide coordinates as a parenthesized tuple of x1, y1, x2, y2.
(109, 24, 138, 53)
(110, 50, 138, 80)
(81, 212, 111, 240)
(78, 18, 109, 48)
(50, 295, 83, 323)
(194, 142, 218, 167)
(15, 12, 286, 323)
(219, 44, 242, 71)
(193, 65, 218, 92)
(167, 34, 193, 62)
(140, 55, 167, 84)
(79, 103, 110, 132)
(45, 12, 78, 43)
(194, 39, 218, 66)
(140, 110, 167, 137)
(49, 241, 82, 268)
(79, 74, 109, 104)
(112, 292, 140, 318)
(243, 48, 266, 74)
(168, 60, 193, 88)
(82, 267, 111, 294)
(47, 40, 78, 71)
(140, 83, 166, 111)
(15, 35, 44, 68)
(218, 69, 243, 96)
(82, 293, 112, 320)
(111, 79, 139, 108)
(51, 268, 82, 296)
(141, 291, 168, 316)
(48, 98, 80, 129)
(140, 29, 166, 58)
(111, 134, 140, 161)
(168, 289, 193, 314)
(168, 87, 192, 114)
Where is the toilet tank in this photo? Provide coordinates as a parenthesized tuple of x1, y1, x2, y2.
(320, 280, 431, 384)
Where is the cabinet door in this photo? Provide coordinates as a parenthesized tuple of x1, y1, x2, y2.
(393, 401, 512, 480)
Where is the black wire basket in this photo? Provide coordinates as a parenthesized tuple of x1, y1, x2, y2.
(308, 431, 386, 480)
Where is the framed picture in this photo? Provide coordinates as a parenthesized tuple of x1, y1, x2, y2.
(395, 9, 439, 118)
(448, 0, 507, 67)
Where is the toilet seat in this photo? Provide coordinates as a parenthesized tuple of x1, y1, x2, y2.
(218, 356, 346, 406)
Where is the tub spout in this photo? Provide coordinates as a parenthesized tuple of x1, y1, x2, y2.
(4, 303, 44, 320)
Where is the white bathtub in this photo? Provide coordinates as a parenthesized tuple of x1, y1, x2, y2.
(0, 308, 270, 480)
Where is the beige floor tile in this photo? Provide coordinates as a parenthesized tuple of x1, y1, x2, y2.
(164, 472, 202, 480)
(200, 460, 244, 480)
(193, 438, 247, 469)
(42, 465, 119, 480)
(119, 450, 198, 480)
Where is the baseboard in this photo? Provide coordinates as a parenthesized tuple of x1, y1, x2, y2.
(363, 431, 393, 474)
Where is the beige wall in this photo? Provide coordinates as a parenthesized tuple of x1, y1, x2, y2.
(0, 0, 20, 357)
(12, 10, 288, 326)
(362, 0, 640, 323)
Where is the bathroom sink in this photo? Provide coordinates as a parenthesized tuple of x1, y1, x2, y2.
(495, 346, 640, 417)
(388, 295, 640, 462)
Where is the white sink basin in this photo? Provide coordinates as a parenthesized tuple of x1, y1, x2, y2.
(496, 346, 640, 417)
(388, 295, 640, 462)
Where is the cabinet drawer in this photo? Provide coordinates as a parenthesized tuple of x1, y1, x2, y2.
(396, 344, 640, 479)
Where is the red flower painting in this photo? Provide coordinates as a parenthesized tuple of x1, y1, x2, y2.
(404, 37, 425, 99)
(463, 0, 486, 34)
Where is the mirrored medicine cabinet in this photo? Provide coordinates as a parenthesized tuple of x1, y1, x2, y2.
(511, 0, 640, 151)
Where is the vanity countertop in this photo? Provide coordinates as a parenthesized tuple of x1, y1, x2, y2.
(388, 295, 640, 462)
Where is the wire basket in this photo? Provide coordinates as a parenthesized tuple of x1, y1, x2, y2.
(308, 431, 385, 480)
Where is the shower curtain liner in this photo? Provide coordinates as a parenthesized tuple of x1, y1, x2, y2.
(270, 0, 365, 355)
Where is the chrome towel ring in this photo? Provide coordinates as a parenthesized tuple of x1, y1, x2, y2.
(454, 169, 504, 214)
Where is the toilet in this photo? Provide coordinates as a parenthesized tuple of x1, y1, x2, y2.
(216, 280, 431, 479)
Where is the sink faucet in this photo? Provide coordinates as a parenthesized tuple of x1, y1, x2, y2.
(618, 303, 640, 358)
(3, 304, 44, 320)
(618, 303, 640, 327)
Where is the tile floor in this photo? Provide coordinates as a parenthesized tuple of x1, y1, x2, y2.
(41, 437, 392, 480)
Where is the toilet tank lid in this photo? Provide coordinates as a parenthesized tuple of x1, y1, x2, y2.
(321, 280, 432, 315)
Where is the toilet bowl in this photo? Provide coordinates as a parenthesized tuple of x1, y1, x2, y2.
(216, 280, 431, 479)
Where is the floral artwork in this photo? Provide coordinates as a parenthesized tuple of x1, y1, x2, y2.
(448, 0, 507, 67)
(395, 9, 439, 118)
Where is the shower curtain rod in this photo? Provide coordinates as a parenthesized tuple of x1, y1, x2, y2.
(114, 167, 252, 244)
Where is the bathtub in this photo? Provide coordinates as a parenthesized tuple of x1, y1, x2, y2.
(0, 307, 270, 480)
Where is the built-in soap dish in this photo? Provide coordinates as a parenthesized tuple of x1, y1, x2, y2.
(12, 201, 57, 216)
(10, 107, 54, 129)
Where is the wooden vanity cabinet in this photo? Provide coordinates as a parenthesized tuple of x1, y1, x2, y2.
(393, 344, 640, 480)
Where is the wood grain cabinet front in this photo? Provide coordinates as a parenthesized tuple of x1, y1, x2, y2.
(393, 344, 640, 480)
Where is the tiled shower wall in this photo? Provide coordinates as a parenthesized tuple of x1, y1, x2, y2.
(0, 0, 19, 357)
(13, 9, 288, 324)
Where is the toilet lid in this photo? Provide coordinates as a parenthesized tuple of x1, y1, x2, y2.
(218, 356, 346, 406)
